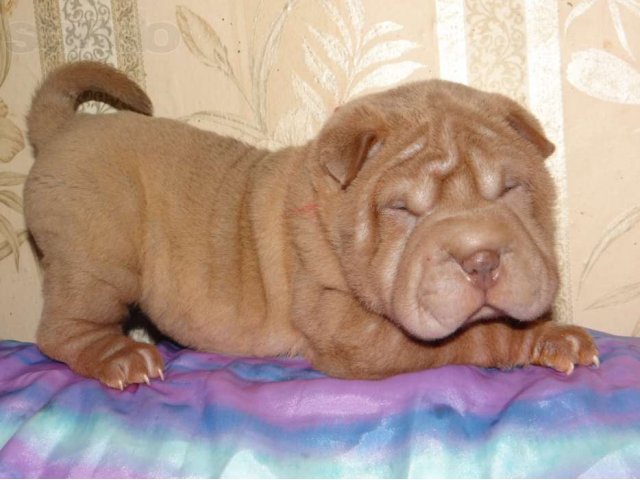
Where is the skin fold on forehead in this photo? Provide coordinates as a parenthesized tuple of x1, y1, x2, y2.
(378, 111, 548, 212)
(361, 121, 499, 213)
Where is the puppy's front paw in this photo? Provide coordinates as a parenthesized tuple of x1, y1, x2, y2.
(532, 324, 599, 375)
(89, 341, 165, 390)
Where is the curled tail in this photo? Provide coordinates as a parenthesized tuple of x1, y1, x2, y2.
(27, 61, 153, 153)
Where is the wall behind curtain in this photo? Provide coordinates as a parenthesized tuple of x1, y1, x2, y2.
(1, 0, 639, 341)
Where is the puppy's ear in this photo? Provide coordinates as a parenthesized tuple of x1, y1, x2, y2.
(317, 105, 389, 189)
(506, 109, 555, 158)
(493, 94, 555, 159)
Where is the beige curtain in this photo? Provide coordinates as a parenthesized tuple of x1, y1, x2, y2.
(1, 0, 639, 341)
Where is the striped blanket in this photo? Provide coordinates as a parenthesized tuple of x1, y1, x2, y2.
(0, 330, 639, 478)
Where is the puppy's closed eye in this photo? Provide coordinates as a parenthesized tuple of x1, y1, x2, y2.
(388, 201, 410, 212)
(500, 178, 524, 198)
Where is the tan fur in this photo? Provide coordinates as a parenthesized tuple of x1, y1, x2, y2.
(24, 62, 597, 389)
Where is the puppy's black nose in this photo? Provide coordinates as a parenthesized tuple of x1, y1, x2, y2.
(460, 250, 500, 290)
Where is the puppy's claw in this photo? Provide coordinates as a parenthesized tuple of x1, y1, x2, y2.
(157, 368, 165, 381)
(143, 374, 150, 385)
(565, 363, 574, 376)
(592, 355, 600, 368)
(118, 380, 124, 391)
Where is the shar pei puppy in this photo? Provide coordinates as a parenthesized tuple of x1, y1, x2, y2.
(24, 62, 598, 389)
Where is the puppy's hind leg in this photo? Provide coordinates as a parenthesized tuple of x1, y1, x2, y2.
(36, 263, 164, 389)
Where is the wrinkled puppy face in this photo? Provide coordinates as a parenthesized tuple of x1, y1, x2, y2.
(311, 80, 559, 341)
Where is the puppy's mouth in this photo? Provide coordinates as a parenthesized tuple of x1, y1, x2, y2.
(394, 287, 517, 341)
(431, 303, 505, 339)
(467, 303, 505, 322)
